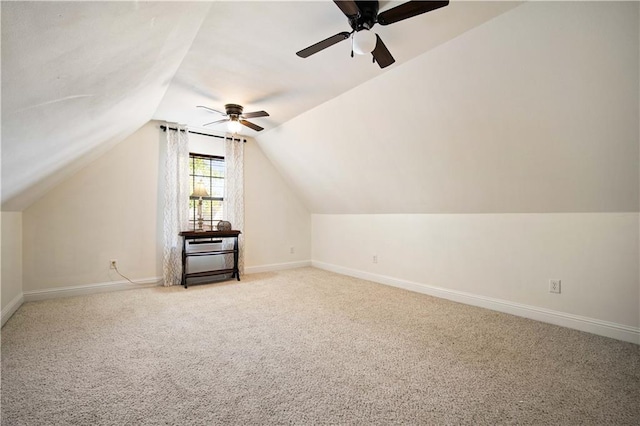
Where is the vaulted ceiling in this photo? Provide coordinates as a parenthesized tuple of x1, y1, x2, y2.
(255, 1, 639, 214)
(1, 1, 520, 211)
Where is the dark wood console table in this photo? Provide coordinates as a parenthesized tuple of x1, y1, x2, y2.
(179, 230, 241, 288)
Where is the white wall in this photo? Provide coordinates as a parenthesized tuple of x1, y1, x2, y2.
(1, 211, 23, 325)
(312, 213, 639, 336)
(258, 2, 640, 342)
(21, 121, 310, 294)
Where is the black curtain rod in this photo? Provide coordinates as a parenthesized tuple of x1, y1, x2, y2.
(160, 125, 246, 143)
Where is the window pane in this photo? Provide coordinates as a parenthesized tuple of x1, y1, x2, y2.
(211, 178, 224, 198)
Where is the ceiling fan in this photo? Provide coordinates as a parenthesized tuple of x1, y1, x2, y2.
(296, 0, 449, 69)
(197, 103, 270, 132)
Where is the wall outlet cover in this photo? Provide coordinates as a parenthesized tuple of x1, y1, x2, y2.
(549, 279, 561, 294)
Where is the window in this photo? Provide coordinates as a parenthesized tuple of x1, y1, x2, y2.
(189, 153, 224, 231)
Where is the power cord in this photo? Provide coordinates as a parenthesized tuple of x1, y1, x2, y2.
(113, 264, 136, 285)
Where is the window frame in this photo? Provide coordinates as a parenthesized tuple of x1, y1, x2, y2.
(188, 152, 225, 231)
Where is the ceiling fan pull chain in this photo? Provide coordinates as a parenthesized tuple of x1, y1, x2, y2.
(350, 34, 354, 58)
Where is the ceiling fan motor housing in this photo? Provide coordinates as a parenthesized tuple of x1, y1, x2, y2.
(225, 104, 244, 117)
(349, 1, 379, 31)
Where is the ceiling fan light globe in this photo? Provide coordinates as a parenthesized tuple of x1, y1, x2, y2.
(353, 29, 377, 55)
(227, 120, 242, 134)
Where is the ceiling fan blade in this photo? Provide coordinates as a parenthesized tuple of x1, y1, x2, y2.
(240, 120, 264, 132)
(296, 31, 351, 58)
(203, 118, 229, 127)
(371, 35, 395, 69)
(196, 105, 225, 115)
(242, 111, 270, 119)
(333, 0, 359, 17)
(377, 1, 449, 26)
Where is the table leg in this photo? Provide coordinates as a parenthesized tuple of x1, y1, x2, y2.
(234, 235, 240, 281)
(181, 237, 187, 288)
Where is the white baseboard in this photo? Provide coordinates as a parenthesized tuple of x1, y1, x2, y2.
(312, 261, 640, 345)
(23, 277, 163, 302)
(1, 292, 25, 327)
(245, 260, 312, 274)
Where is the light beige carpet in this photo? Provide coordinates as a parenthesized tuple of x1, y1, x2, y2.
(2, 267, 639, 425)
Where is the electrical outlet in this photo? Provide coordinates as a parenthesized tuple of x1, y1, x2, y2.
(110, 259, 117, 270)
(549, 279, 561, 294)
(373, 255, 378, 264)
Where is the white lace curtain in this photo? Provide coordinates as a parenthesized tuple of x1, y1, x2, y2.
(224, 135, 244, 275)
(163, 124, 190, 286)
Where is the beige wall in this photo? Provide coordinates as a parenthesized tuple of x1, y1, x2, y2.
(1, 211, 23, 323)
(22, 121, 310, 292)
(186, 131, 311, 272)
(244, 138, 311, 270)
(23, 122, 163, 290)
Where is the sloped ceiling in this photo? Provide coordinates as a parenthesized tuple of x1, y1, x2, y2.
(1, 1, 520, 211)
(1, 1, 211, 210)
(152, 1, 520, 133)
(256, 1, 639, 214)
